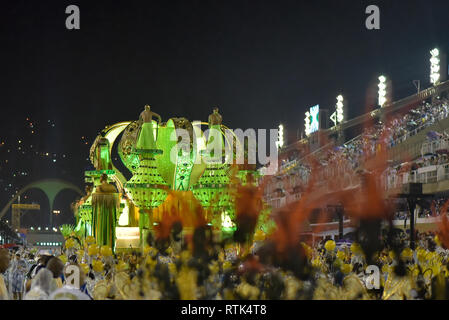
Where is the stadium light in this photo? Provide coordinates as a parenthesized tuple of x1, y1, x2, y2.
(304, 111, 311, 136)
(430, 48, 440, 85)
(276, 124, 284, 149)
(378, 75, 387, 107)
(330, 95, 344, 126)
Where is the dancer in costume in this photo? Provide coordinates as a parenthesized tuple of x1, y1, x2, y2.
(74, 185, 94, 237)
(92, 174, 119, 252)
(10, 254, 27, 300)
(136, 105, 162, 150)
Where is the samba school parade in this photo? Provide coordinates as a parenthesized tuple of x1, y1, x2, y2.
(4, 1, 449, 306)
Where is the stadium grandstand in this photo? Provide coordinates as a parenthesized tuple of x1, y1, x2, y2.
(262, 48, 449, 243)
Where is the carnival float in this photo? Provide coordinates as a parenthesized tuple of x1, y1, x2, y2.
(67, 106, 268, 253)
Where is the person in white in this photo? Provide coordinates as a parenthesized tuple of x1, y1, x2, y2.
(24, 268, 53, 300)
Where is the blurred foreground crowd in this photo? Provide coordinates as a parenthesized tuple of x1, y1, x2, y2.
(2, 227, 449, 300)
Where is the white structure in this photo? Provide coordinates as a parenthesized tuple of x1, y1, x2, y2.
(276, 124, 284, 149)
(330, 95, 344, 126)
(430, 48, 440, 85)
(378, 75, 387, 107)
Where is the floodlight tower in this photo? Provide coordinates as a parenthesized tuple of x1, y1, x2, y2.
(330, 95, 344, 126)
(378, 75, 387, 107)
(330, 94, 345, 143)
(430, 48, 441, 86)
(304, 111, 311, 137)
(276, 124, 284, 149)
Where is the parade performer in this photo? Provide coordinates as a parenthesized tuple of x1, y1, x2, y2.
(24, 269, 53, 300)
(136, 105, 162, 150)
(74, 185, 94, 237)
(10, 254, 27, 300)
(92, 174, 119, 252)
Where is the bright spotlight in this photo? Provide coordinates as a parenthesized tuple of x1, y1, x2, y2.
(331, 95, 345, 126)
(276, 124, 284, 149)
(378, 75, 387, 107)
(430, 48, 441, 85)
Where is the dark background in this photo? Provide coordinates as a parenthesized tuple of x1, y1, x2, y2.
(1, 0, 449, 227)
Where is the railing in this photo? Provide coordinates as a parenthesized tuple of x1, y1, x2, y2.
(384, 162, 449, 190)
(421, 137, 449, 156)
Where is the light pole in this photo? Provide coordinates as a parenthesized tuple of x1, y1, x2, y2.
(378, 75, 387, 107)
(413, 80, 420, 94)
(430, 48, 440, 86)
(276, 124, 284, 149)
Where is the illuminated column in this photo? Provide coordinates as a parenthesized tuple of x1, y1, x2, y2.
(330, 95, 344, 126)
(276, 124, 284, 149)
(378, 75, 387, 107)
(304, 111, 311, 136)
(430, 48, 440, 85)
(336, 95, 344, 123)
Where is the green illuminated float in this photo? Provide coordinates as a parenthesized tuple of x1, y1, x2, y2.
(78, 105, 259, 251)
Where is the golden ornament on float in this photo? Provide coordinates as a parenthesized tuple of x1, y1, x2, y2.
(341, 263, 352, 274)
(88, 244, 99, 256)
(80, 263, 90, 274)
(435, 234, 441, 246)
(100, 245, 113, 257)
(116, 260, 128, 272)
(336, 250, 345, 260)
(324, 240, 336, 252)
(401, 248, 413, 259)
(92, 259, 104, 272)
(253, 229, 265, 241)
(85, 236, 96, 245)
(312, 258, 321, 268)
(388, 251, 396, 260)
(350, 243, 362, 254)
(65, 238, 75, 249)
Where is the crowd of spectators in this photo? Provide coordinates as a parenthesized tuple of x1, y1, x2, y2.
(280, 98, 449, 191)
(393, 197, 449, 221)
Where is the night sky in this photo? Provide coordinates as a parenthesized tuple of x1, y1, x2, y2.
(2, 0, 449, 227)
